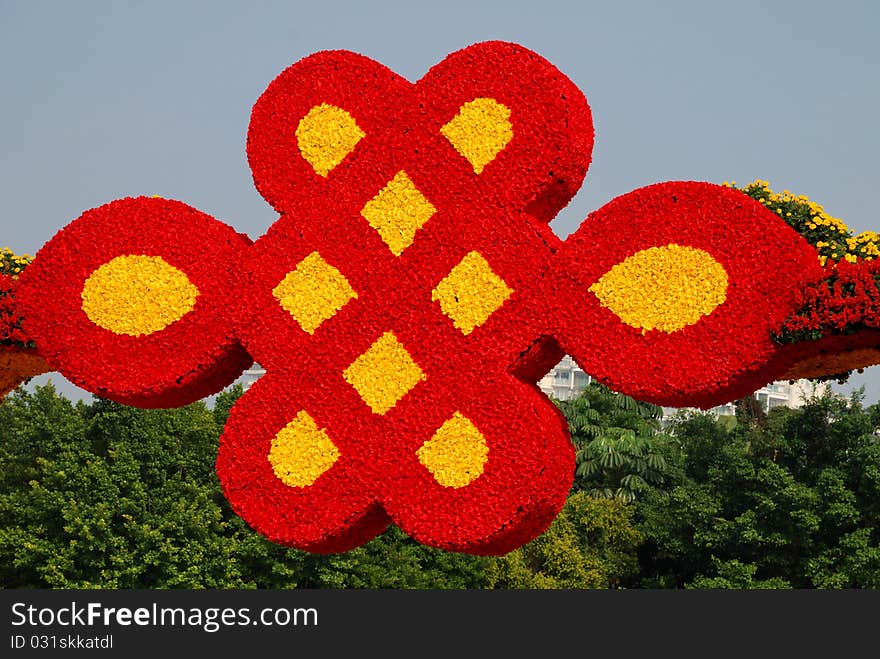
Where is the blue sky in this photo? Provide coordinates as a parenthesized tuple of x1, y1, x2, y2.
(2, 0, 878, 404)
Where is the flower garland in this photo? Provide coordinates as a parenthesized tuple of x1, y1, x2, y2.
(0, 249, 49, 397)
(723, 180, 880, 383)
(1, 247, 33, 347)
(773, 259, 880, 382)
(551, 181, 823, 409)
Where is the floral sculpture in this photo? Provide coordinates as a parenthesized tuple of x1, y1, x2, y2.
(3, 42, 879, 554)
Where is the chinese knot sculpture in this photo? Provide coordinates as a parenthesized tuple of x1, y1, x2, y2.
(3, 42, 879, 554)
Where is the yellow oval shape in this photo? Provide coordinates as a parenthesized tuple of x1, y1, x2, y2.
(589, 244, 728, 333)
(81, 255, 199, 336)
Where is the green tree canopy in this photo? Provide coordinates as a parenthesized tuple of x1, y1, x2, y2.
(634, 391, 880, 588)
(556, 382, 672, 502)
(0, 383, 641, 589)
(4, 380, 876, 589)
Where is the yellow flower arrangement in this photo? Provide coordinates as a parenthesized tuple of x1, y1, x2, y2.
(440, 97, 513, 174)
(724, 179, 877, 266)
(589, 244, 728, 333)
(0, 247, 33, 277)
(268, 410, 341, 488)
(416, 411, 489, 488)
(80, 255, 200, 336)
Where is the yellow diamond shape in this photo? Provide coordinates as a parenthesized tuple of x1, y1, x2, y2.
(272, 251, 357, 334)
(360, 171, 437, 256)
(268, 410, 340, 488)
(431, 251, 513, 335)
(441, 98, 513, 174)
(296, 104, 365, 177)
(417, 412, 488, 488)
(343, 332, 426, 414)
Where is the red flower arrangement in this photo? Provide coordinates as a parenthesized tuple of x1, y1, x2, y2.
(1, 273, 30, 348)
(8, 42, 879, 554)
(222, 41, 592, 553)
(771, 259, 880, 380)
(551, 181, 825, 409)
(15, 198, 253, 408)
(1, 258, 50, 397)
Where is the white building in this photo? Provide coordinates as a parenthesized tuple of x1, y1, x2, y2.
(535, 355, 824, 418)
(536, 354, 592, 401)
(241, 364, 266, 391)
(661, 378, 830, 420)
(703, 379, 824, 416)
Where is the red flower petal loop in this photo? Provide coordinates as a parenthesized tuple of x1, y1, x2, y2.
(417, 41, 593, 222)
(15, 197, 253, 407)
(247, 49, 411, 216)
(216, 373, 390, 553)
(553, 181, 823, 408)
(246, 41, 592, 223)
(380, 376, 574, 555)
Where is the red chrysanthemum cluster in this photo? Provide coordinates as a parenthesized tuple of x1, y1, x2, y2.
(769, 259, 880, 380)
(777, 259, 880, 340)
(1, 273, 29, 348)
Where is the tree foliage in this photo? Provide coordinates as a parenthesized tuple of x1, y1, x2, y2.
(556, 382, 671, 502)
(489, 493, 641, 588)
(3, 380, 877, 589)
(0, 383, 640, 589)
(634, 391, 880, 588)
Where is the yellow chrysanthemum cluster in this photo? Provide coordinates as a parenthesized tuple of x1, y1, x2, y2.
(268, 410, 340, 488)
(416, 412, 489, 488)
(431, 251, 513, 335)
(360, 171, 437, 256)
(589, 244, 728, 333)
(2, 248, 36, 350)
(273, 251, 357, 335)
(0, 247, 33, 278)
(723, 179, 877, 267)
(343, 331, 426, 415)
(296, 103, 365, 177)
(80, 255, 199, 336)
(440, 97, 513, 175)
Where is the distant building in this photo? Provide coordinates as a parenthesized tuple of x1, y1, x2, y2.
(536, 355, 591, 401)
(534, 354, 828, 418)
(662, 378, 830, 419)
(241, 364, 266, 391)
(705, 379, 824, 415)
